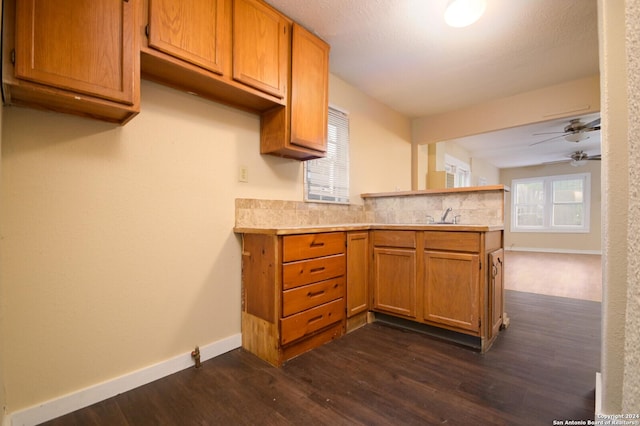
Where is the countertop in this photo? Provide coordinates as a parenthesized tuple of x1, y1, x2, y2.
(233, 223, 504, 235)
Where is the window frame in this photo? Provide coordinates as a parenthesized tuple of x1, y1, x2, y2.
(303, 105, 350, 204)
(511, 172, 591, 233)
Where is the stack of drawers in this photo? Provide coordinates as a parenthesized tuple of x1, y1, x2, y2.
(281, 233, 346, 346)
(240, 231, 346, 366)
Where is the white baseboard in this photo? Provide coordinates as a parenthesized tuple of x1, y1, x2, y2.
(595, 372, 602, 417)
(9, 334, 241, 426)
(505, 246, 602, 255)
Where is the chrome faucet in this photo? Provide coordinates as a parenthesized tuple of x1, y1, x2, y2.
(441, 207, 452, 223)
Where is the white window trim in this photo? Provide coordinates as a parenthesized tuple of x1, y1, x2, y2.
(511, 173, 591, 233)
(303, 105, 350, 204)
(444, 154, 471, 188)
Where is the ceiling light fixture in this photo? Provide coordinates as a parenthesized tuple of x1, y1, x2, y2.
(564, 132, 588, 143)
(444, 0, 487, 28)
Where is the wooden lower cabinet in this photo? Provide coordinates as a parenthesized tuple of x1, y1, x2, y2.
(489, 248, 505, 339)
(371, 229, 504, 352)
(346, 232, 369, 331)
(371, 231, 418, 319)
(423, 250, 480, 332)
(241, 232, 346, 366)
(240, 228, 505, 365)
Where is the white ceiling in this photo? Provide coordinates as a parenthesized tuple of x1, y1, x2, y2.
(265, 0, 600, 169)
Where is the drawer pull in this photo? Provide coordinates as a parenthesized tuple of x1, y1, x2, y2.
(310, 241, 325, 248)
(307, 290, 325, 298)
(308, 314, 323, 324)
(310, 266, 325, 273)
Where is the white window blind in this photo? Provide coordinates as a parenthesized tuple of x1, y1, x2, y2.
(304, 107, 350, 204)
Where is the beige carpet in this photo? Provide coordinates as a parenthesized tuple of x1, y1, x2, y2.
(504, 251, 602, 302)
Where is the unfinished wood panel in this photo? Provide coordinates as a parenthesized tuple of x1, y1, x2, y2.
(242, 234, 277, 322)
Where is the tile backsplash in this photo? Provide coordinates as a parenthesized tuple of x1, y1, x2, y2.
(235, 189, 505, 228)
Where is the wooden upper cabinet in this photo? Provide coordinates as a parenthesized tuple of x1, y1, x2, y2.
(141, 0, 287, 113)
(3, 0, 139, 123)
(232, 0, 288, 99)
(260, 23, 329, 160)
(290, 23, 329, 153)
(147, 0, 225, 75)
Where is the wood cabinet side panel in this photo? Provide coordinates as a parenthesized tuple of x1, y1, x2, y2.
(242, 234, 278, 322)
(489, 249, 505, 339)
(346, 232, 369, 317)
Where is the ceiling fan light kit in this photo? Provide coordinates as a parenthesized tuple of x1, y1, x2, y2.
(444, 0, 486, 28)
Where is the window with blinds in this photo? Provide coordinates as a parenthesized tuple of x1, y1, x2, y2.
(304, 107, 350, 204)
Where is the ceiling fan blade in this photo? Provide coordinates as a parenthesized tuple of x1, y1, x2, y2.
(584, 117, 601, 128)
(532, 131, 568, 136)
(529, 134, 565, 146)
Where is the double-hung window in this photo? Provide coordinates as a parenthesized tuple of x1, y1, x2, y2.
(304, 106, 350, 204)
(511, 173, 590, 232)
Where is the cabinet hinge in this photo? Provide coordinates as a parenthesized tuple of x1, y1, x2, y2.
(479, 261, 482, 270)
(10, 49, 15, 65)
(145, 24, 150, 37)
(478, 319, 481, 328)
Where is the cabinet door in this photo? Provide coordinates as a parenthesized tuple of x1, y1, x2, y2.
(290, 23, 329, 153)
(372, 247, 416, 318)
(233, 0, 288, 99)
(423, 251, 479, 332)
(14, 0, 135, 104)
(489, 249, 504, 338)
(148, 0, 226, 75)
(346, 232, 369, 317)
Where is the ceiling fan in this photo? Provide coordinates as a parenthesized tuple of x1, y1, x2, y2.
(544, 150, 601, 167)
(530, 117, 601, 146)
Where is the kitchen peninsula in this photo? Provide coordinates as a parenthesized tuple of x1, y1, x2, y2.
(234, 186, 507, 366)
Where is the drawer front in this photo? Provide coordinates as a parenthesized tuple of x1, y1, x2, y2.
(282, 254, 345, 290)
(282, 277, 345, 317)
(373, 231, 416, 248)
(424, 231, 480, 252)
(283, 232, 345, 262)
(280, 298, 344, 345)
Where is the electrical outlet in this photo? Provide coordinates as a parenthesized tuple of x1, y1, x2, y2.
(238, 165, 249, 183)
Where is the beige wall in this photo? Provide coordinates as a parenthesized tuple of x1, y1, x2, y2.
(329, 75, 412, 198)
(598, 0, 640, 413)
(500, 161, 602, 253)
(0, 76, 411, 414)
(410, 75, 600, 190)
(623, 0, 640, 411)
(0, 67, 5, 425)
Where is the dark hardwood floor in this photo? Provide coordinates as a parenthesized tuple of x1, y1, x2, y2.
(42, 291, 601, 425)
